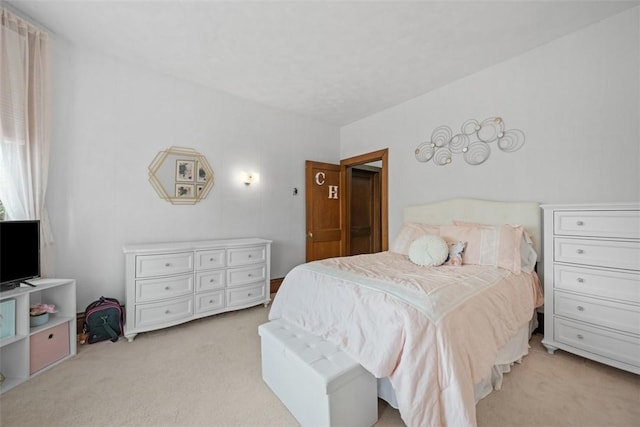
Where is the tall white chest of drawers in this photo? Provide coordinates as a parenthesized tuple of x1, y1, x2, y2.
(541, 203, 640, 374)
(123, 238, 271, 341)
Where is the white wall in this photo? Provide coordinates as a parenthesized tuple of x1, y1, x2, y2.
(340, 7, 640, 241)
(48, 39, 339, 308)
(41, 7, 640, 308)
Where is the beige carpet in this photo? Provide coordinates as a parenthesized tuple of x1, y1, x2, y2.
(1, 304, 638, 427)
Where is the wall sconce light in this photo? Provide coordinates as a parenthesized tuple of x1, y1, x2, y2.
(243, 172, 259, 185)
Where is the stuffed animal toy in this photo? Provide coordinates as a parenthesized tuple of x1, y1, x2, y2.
(444, 241, 466, 266)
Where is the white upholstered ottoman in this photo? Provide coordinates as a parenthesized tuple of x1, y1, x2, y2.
(258, 319, 378, 427)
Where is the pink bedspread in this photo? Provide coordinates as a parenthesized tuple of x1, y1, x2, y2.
(268, 251, 543, 427)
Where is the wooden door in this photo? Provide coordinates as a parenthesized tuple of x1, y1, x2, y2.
(340, 149, 389, 253)
(305, 161, 343, 262)
(348, 166, 381, 255)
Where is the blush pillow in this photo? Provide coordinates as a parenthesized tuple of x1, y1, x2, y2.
(452, 220, 538, 273)
(439, 224, 524, 273)
(390, 223, 441, 255)
(407, 234, 449, 266)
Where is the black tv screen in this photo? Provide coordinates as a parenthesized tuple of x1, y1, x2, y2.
(0, 220, 41, 286)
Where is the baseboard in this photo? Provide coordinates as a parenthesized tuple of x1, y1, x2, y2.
(77, 278, 285, 335)
(270, 277, 284, 294)
(76, 312, 85, 336)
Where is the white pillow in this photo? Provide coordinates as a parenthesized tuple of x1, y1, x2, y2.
(408, 234, 449, 267)
(520, 233, 538, 273)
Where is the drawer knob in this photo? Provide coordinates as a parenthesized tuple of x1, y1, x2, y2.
(577, 334, 584, 340)
(165, 286, 171, 290)
(577, 277, 585, 283)
(248, 273, 252, 277)
(48, 333, 54, 339)
(165, 263, 171, 267)
(576, 249, 584, 254)
(576, 221, 584, 226)
(209, 299, 214, 303)
(210, 258, 215, 262)
(209, 279, 215, 283)
(247, 293, 253, 297)
(165, 310, 170, 314)
(577, 305, 585, 311)
(248, 254, 252, 258)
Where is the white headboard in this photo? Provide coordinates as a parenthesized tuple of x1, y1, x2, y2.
(404, 198, 541, 256)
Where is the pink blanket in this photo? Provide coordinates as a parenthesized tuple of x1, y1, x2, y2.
(269, 252, 543, 427)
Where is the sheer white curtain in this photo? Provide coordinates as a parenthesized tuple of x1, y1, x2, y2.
(0, 7, 53, 244)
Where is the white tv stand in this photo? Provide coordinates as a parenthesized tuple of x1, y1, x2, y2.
(0, 278, 77, 394)
(123, 238, 271, 341)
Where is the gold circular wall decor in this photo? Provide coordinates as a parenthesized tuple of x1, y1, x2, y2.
(148, 146, 214, 205)
(415, 117, 525, 166)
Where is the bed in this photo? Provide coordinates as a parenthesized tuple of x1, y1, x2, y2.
(268, 198, 544, 427)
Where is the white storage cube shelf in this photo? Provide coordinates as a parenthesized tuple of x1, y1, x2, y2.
(0, 279, 76, 394)
(259, 319, 378, 427)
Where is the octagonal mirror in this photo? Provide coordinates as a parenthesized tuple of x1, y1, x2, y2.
(148, 146, 214, 205)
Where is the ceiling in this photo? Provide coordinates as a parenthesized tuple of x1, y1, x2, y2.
(6, 0, 639, 125)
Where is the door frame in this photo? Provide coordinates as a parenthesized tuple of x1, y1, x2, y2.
(340, 148, 388, 255)
(348, 165, 381, 255)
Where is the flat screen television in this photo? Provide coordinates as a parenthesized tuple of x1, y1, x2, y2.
(0, 220, 41, 288)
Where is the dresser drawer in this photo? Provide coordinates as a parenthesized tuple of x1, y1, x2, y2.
(554, 238, 640, 271)
(226, 283, 266, 308)
(227, 265, 266, 287)
(136, 275, 193, 303)
(195, 290, 225, 314)
(227, 246, 266, 267)
(196, 270, 225, 291)
(554, 292, 640, 335)
(554, 265, 640, 304)
(136, 252, 194, 278)
(554, 318, 640, 368)
(30, 323, 70, 374)
(135, 296, 193, 328)
(195, 249, 226, 270)
(554, 210, 640, 239)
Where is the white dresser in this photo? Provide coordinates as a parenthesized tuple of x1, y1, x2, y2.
(541, 203, 640, 374)
(123, 238, 271, 341)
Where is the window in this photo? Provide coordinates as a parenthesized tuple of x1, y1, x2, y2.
(0, 8, 50, 230)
